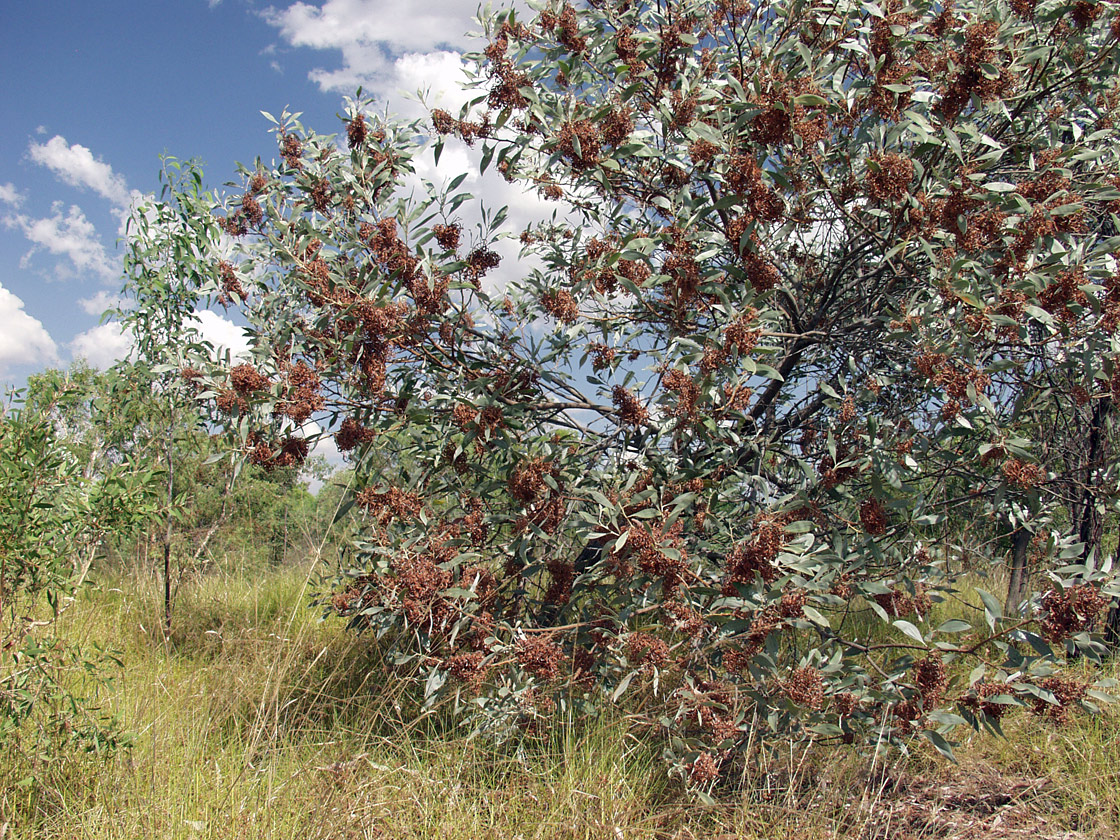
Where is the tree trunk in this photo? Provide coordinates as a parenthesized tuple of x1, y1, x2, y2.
(163, 539, 172, 638)
(162, 398, 175, 640)
(1005, 527, 1032, 616)
(1076, 397, 1110, 562)
(1074, 397, 1120, 650)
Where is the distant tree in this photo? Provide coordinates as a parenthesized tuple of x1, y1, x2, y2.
(154, 0, 1120, 783)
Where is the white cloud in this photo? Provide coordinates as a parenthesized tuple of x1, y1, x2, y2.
(69, 310, 250, 370)
(192, 310, 251, 360)
(0, 182, 25, 208)
(0, 282, 58, 373)
(393, 50, 479, 118)
(78, 290, 122, 316)
(262, 0, 495, 100)
(28, 136, 135, 208)
(300, 418, 344, 464)
(69, 322, 132, 369)
(3, 202, 117, 282)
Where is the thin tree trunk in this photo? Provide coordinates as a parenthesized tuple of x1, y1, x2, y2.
(1077, 397, 1109, 561)
(1074, 397, 1120, 650)
(1005, 527, 1031, 616)
(163, 541, 171, 637)
(163, 399, 175, 640)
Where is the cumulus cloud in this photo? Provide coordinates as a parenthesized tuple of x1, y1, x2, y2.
(28, 136, 136, 208)
(78, 290, 123, 316)
(392, 50, 476, 117)
(67, 310, 250, 370)
(0, 282, 59, 373)
(0, 182, 25, 208)
(3, 202, 117, 282)
(262, 0, 497, 105)
(69, 322, 131, 369)
(192, 310, 251, 360)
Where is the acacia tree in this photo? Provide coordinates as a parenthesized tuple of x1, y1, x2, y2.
(172, 0, 1120, 784)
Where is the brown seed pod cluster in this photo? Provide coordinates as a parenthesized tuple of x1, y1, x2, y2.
(346, 115, 368, 149)
(860, 498, 889, 536)
(335, 417, 375, 452)
(542, 289, 580, 323)
(725, 154, 785, 221)
(663, 600, 705, 638)
(1039, 584, 1107, 643)
(936, 21, 1016, 122)
(432, 223, 461, 251)
(602, 105, 634, 147)
(444, 651, 488, 687)
(611, 385, 648, 426)
(783, 666, 824, 709)
(464, 247, 501, 289)
(1030, 675, 1087, 724)
(960, 681, 1014, 720)
(626, 632, 670, 670)
(556, 119, 603, 171)
(913, 654, 948, 708)
(689, 752, 720, 786)
(1002, 458, 1044, 489)
(275, 360, 324, 424)
(543, 557, 574, 605)
(1038, 267, 1089, 324)
(508, 456, 552, 506)
(217, 260, 247, 306)
(724, 516, 786, 591)
(865, 153, 915, 202)
(230, 363, 271, 395)
(355, 486, 423, 524)
(662, 368, 701, 420)
(874, 584, 932, 618)
(280, 133, 303, 169)
(516, 634, 564, 681)
(619, 520, 690, 596)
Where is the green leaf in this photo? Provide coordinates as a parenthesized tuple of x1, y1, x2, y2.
(893, 620, 926, 645)
(936, 619, 971, 634)
(802, 606, 831, 628)
(921, 729, 958, 763)
(793, 93, 830, 107)
(611, 670, 636, 701)
(976, 589, 1002, 627)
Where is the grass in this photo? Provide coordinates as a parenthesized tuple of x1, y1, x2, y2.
(2, 561, 1118, 839)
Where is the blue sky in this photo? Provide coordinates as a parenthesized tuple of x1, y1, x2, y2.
(0, 0, 501, 387)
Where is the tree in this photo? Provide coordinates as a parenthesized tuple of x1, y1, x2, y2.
(119, 159, 228, 635)
(158, 0, 1120, 784)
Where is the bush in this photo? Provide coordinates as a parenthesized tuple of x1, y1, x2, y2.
(148, 0, 1120, 786)
(0, 385, 151, 761)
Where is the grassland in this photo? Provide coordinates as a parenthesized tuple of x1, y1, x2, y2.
(2, 561, 1118, 840)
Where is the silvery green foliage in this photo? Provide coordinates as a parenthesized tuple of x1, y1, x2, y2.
(170, 0, 1120, 785)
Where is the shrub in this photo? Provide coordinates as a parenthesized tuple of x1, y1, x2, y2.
(0, 385, 151, 759)
(157, 0, 1120, 785)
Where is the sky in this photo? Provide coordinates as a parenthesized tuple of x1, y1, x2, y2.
(0, 0, 526, 388)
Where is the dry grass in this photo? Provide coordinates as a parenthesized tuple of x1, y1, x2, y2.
(1, 562, 1116, 840)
